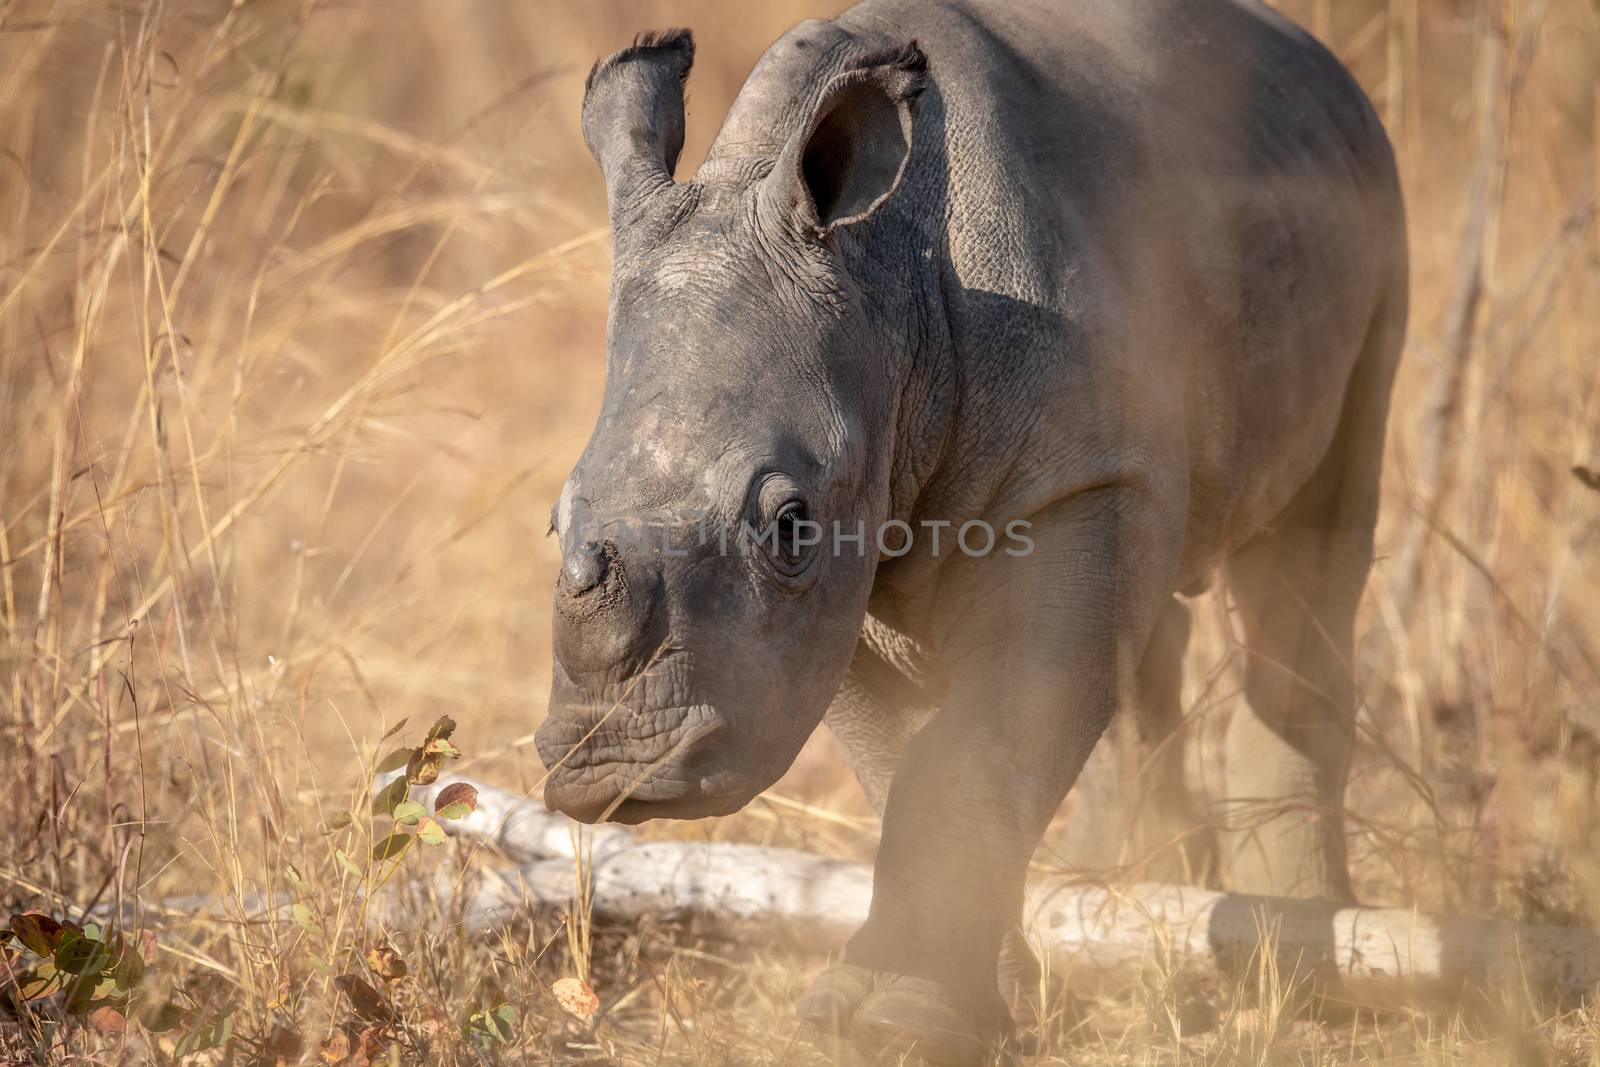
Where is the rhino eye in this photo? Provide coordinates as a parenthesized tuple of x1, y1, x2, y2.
(761, 498, 817, 579)
(752, 474, 819, 581)
(775, 501, 808, 564)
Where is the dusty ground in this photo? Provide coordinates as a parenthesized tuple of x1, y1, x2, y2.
(1, 0, 1598, 1062)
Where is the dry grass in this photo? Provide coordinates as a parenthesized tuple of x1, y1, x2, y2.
(0, 0, 1596, 1063)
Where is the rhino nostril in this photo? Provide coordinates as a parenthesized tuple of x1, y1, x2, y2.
(551, 535, 663, 676)
(562, 540, 608, 595)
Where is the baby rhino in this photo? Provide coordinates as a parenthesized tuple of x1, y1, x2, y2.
(536, 0, 1406, 1061)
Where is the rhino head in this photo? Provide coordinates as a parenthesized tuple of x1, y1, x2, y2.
(536, 29, 931, 823)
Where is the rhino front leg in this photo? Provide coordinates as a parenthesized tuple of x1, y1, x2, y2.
(815, 657, 1044, 1037)
(821, 490, 1176, 1064)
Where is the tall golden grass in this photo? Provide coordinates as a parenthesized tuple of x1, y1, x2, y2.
(0, 0, 1596, 1062)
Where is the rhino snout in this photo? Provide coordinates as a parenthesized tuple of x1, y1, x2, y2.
(551, 538, 664, 677)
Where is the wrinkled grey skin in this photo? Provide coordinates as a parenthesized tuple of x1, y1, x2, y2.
(536, 0, 1405, 1061)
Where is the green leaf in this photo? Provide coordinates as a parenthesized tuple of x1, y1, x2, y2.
(370, 777, 408, 818)
(63, 973, 102, 1014)
(424, 715, 457, 744)
(370, 833, 412, 863)
(284, 864, 306, 891)
(54, 933, 112, 976)
(391, 801, 425, 826)
(175, 1011, 233, 1056)
(321, 809, 355, 835)
(111, 941, 145, 991)
(292, 903, 319, 937)
(375, 747, 413, 774)
(464, 1002, 515, 1048)
(335, 849, 364, 880)
(416, 817, 447, 846)
(145, 1001, 187, 1033)
(379, 716, 411, 742)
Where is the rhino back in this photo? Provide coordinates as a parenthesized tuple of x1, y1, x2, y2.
(823, 0, 1405, 574)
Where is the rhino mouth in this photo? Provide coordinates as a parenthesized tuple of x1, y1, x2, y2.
(536, 701, 752, 823)
(563, 781, 750, 825)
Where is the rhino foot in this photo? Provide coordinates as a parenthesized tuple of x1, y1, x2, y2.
(799, 964, 1014, 1066)
(797, 962, 875, 1034)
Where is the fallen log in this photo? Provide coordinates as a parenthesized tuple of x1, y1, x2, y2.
(409, 777, 1600, 1009)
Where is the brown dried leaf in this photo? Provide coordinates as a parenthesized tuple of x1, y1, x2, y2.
(334, 973, 394, 1023)
(404, 747, 443, 786)
(318, 1029, 350, 1064)
(319, 1023, 384, 1067)
(405, 717, 462, 785)
(551, 976, 600, 1019)
(265, 968, 292, 1010)
(17, 969, 61, 1002)
(9, 913, 65, 956)
(415, 1000, 452, 1037)
(365, 940, 407, 982)
(350, 1026, 385, 1066)
(88, 1005, 126, 1033)
(264, 1024, 304, 1066)
(433, 782, 478, 819)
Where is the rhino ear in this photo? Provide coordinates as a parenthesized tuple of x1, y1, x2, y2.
(763, 42, 928, 238)
(582, 29, 695, 228)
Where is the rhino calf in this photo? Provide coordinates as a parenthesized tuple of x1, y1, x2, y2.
(536, 0, 1405, 1061)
